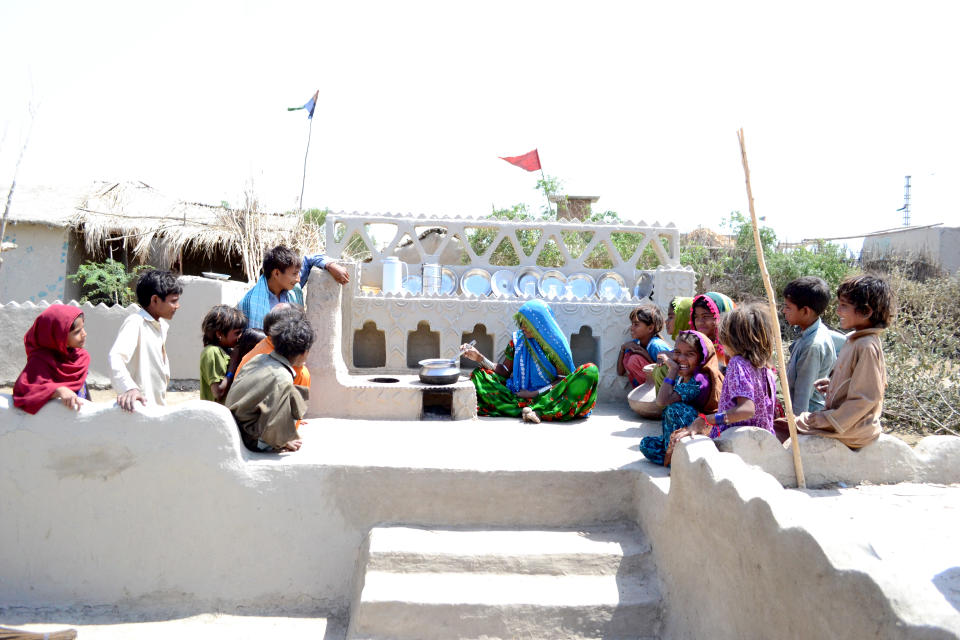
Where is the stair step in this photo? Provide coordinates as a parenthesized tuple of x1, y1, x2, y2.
(351, 571, 661, 640)
(367, 526, 652, 576)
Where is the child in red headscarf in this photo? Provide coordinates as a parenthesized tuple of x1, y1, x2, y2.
(13, 305, 91, 414)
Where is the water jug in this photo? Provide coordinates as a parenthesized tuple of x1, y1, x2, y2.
(422, 263, 441, 295)
(382, 257, 407, 294)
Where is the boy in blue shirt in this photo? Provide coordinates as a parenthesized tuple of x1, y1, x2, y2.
(617, 303, 671, 387)
(782, 276, 844, 412)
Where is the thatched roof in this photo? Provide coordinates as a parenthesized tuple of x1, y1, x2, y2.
(71, 181, 319, 270)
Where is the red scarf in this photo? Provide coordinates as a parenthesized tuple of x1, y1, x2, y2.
(13, 305, 90, 414)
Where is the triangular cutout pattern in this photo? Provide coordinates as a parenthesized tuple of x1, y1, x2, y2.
(490, 236, 521, 266)
(343, 231, 370, 260)
(333, 221, 348, 244)
(536, 238, 566, 268)
(636, 236, 671, 269)
(611, 231, 644, 261)
(464, 226, 498, 258)
(584, 241, 615, 269)
(516, 228, 542, 257)
(560, 230, 593, 259)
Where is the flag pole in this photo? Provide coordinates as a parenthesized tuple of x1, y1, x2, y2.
(737, 128, 806, 488)
(298, 116, 314, 213)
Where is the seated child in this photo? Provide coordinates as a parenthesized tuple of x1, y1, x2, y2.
(639, 330, 723, 466)
(782, 276, 839, 413)
(13, 305, 90, 414)
(236, 303, 311, 387)
(672, 304, 777, 446)
(199, 305, 247, 403)
(225, 316, 316, 452)
(666, 296, 693, 340)
(617, 303, 671, 387)
(108, 269, 182, 411)
(690, 292, 735, 366)
(794, 275, 893, 449)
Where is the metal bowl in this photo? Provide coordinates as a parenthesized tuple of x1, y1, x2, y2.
(418, 358, 461, 385)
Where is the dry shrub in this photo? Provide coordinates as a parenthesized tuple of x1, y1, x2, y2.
(881, 268, 960, 436)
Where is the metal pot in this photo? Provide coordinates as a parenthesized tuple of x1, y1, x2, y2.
(418, 358, 461, 385)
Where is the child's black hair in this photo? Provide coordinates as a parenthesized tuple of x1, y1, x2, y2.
(263, 303, 306, 337)
(235, 327, 266, 361)
(262, 245, 302, 280)
(136, 270, 183, 308)
(783, 276, 831, 316)
(629, 303, 664, 335)
(272, 317, 316, 360)
(836, 274, 894, 328)
(202, 304, 248, 347)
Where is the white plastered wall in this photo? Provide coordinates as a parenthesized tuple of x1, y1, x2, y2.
(0, 222, 71, 303)
(0, 276, 249, 385)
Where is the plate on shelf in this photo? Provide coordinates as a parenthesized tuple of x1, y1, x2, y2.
(567, 273, 596, 299)
(538, 270, 567, 299)
(634, 273, 654, 300)
(491, 270, 516, 297)
(440, 267, 458, 295)
(201, 272, 230, 281)
(403, 274, 422, 295)
(597, 273, 628, 301)
(460, 268, 492, 297)
(514, 266, 543, 297)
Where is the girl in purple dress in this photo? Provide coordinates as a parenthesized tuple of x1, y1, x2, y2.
(671, 303, 777, 445)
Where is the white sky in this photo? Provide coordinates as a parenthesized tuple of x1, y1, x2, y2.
(2, 0, 959, 251)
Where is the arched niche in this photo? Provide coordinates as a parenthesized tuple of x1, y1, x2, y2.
(570, 325, 598, 368)
(353, 321, 386, 368)
(460, 324, 494, 370)
(407, 321, 440, 368)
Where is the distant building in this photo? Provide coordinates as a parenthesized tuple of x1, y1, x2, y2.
(861, 224, 960, 275)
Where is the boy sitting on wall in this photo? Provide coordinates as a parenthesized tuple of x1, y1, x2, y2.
(782, 276, 841, 413)
(225, 316, 315, 452)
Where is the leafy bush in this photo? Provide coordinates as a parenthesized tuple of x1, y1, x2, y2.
(68, 259, 153, 306)
(880, 268, 960, 437)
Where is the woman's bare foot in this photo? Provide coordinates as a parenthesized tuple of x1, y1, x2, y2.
(522, 407, 541, 424)
(278, 439, 302, 452)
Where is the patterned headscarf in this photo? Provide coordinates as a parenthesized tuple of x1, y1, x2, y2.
(506, 300, 575, 393)
(676, 329, 724, 413)
(669, 297, 694, 340)
(690, 292, 735, 361)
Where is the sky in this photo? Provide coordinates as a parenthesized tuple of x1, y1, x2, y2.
(2, 0, 959, 252)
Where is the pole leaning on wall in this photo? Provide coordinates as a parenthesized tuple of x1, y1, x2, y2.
(737, 128, 806, 489)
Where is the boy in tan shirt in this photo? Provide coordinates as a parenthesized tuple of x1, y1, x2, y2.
(794, 274, 894, 448)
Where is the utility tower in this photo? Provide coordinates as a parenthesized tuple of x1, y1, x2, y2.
(897, 175, 911, 226)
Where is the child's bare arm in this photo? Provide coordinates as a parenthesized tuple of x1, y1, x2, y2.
(655, 355, 682, 407)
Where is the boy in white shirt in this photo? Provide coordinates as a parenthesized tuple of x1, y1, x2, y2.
(108, 270, 183, 411)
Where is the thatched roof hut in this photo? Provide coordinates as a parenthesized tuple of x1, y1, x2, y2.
(71, 181, 321, 280)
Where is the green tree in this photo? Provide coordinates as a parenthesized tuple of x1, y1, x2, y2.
(68, 259, 153, 306)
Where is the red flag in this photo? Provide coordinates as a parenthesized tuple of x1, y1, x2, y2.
(499, 149, 541, 172)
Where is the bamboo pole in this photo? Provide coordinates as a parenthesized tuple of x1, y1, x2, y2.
(737, 128, 806, 488)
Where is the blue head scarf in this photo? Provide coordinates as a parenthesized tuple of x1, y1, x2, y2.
(506, 300, 576, 393)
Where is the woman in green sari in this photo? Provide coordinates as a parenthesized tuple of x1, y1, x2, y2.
(461, 300, 599, 423)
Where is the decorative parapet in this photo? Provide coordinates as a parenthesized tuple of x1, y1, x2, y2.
(324, 211, 683, 292)
(323, 212, 695, 403)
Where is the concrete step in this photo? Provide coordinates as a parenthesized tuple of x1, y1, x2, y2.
(350, 571, 661, 640)
(366, 526, 653, 576)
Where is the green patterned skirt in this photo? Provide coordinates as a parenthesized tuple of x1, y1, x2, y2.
(470, 363, 599, 421)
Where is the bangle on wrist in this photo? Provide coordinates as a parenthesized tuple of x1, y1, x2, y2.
(226, 371, 234, 379)
(662, 376, 676, 386)
(480, 356, 496, 370)
(714, 411, 726, 426)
